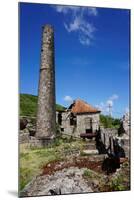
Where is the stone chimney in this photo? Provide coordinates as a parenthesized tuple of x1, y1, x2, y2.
(36, 25, 56, 140)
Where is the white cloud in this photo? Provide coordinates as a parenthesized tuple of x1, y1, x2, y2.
(96, 94, 119, 115)
(63, 95, 73, 104)
(64, 17, 80, 32)
(88, 8, 98, 16)
(106, 100, 113, 107)
(125, 107, 129, 113)
(54, 6, 79, 14)
(95, 102, 105, 111)
(109, 94, 119, 101)
(100, 102, 104, 107)
(105, 94, 119, 113)
(54, 6, 98, 16)
(53, 5, 98, 46)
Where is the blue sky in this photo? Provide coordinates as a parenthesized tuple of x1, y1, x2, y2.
(19, 3, 130, 118)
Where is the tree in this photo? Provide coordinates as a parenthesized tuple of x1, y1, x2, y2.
(100, 114, 121, 128)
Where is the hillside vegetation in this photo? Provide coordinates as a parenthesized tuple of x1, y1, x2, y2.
(100, 114, 120, 129)
(20, 94, 120, 128)
(20, 94, 66, 117)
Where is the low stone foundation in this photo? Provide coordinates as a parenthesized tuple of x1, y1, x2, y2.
(19, 131, 30, 144)
(20, 134, 55, 148)
(116, 135, 130, 158)
(29, 137, 55, 148)
(99, 127, 130, 159)
(20, 117, 55, 147)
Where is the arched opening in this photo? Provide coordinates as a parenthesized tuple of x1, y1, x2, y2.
(85, 117, 93, 133)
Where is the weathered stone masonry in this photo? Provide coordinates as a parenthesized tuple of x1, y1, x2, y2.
(36, 25, 56, 139)
(19, 24, 130, 158)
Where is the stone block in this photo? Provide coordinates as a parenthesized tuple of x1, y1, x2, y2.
(82, 149, 99, 155)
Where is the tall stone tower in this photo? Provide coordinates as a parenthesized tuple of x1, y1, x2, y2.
(36, 25, 56, 140)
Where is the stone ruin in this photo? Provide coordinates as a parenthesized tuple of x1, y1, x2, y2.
(99, 112, 130, 158)
(56, 99, 101, 138)
(116, 112, 130, 158)
(20, 25, 56, 147)
(19, 24, 130, 159)
(122, 112, 130, 135)
(36, 25, 56, 141)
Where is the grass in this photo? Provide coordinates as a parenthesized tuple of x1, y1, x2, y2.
(99, 161, 130, 192)
(109, 161, 130, 191)
(19, 134, 130, 192)
(83, 168, 102, 180)
(19, 138, 85, 191)
(110, 175, 126, 191)
(20, 93, 66, 117)
(19, 145, 62, 191)
(83, 169, 93, 178)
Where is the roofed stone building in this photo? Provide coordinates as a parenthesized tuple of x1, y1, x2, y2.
(56, 99, 101, 138)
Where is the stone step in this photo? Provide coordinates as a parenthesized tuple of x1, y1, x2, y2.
(84, 142, 96, 146)
(86, 140, 96, 144)
(80, 153, 107, 162)
(83, 144, 96, 150)
(82, 149, 99, 155)
(83, 145, 96, 150)
(88, 154, 107, 162)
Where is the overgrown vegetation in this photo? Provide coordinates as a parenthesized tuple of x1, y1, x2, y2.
(110, 175, 126, 191)
(19, 146, 60, 190)
(109, 161, 130, 191)
(100, 114, 121, 128)
(19, 138, 85, 191)
(20, 137, 130, 192)
(20, 94, 66, 117)
(84, 169, 95, 178)
(99, 161, 130, 192)
(83, 161, 130, 192)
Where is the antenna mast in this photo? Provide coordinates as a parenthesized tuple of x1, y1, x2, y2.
(108, 103, 112, 117)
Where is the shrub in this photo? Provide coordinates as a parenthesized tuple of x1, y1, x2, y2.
(100, 114, 121, 128)
(83, 169, 93, 177)
(110, 175, 126, 191)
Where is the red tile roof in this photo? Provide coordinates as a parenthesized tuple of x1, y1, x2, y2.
(69, 99, 100, 114)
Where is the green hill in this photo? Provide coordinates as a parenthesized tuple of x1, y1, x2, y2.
(20, 94, 66, 117)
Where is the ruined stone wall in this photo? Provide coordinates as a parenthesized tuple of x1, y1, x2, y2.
(76, 113, 100, 136)
(122, 112, 130, 135)
(100, 124, 130, 158)
(56, 111, 59, 124)
(61, 112, 75, 136)
(116, 112, 130, 158)
(19, 117, 54, 147)
(19, 117, 36, 144)
(36, 25, 56, 139)
(59, 112, 100, 137)
(100, 128, 118, 149)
